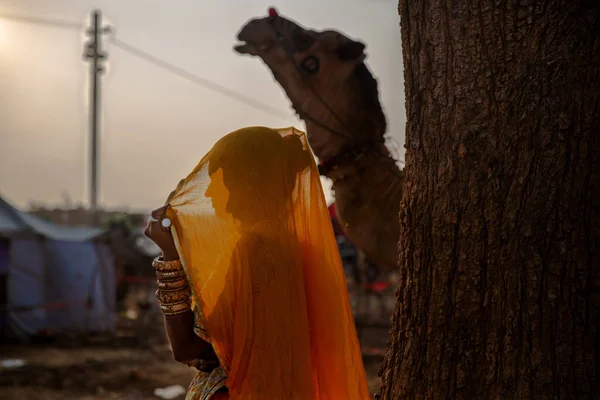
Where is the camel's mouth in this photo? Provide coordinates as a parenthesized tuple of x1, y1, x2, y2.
(234, 41, 273, 55)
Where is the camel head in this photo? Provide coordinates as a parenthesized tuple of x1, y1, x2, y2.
(234, 8, 387, 159)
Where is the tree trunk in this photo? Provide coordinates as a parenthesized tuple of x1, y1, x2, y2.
(379, 1, 600, 398)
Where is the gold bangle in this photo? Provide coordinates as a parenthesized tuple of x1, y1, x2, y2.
(152, 256, 183, 272)
(161, 299, 191, 316)
(157, 279, 188, 291)
(155, 287, 191, 304)
(156, 269, 187, 281)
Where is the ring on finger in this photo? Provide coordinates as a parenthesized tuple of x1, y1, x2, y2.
(148, 215, 171, 231)
(160, 217, 172, 231)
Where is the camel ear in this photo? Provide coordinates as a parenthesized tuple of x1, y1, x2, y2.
(335, 40, 366, 61)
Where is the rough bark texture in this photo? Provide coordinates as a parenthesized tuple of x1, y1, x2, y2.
(379, 1, 600, 398)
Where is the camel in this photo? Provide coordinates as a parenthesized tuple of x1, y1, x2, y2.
(234, 9, 403, 271)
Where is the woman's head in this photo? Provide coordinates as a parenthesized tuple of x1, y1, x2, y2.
(205, 127, 312, 224)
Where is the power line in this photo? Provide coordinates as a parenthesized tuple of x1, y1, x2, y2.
(0, 13, 82, 31)
(111, 35, 406, 168)
(110, 36, 294, 122)
(0, 12, 293, 122)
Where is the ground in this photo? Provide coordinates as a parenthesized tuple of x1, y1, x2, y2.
(1, 294, 390, 399)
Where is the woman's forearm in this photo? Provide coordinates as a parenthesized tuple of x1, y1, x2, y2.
(163, 310, 214, 362)
(153, 255, 215, 362)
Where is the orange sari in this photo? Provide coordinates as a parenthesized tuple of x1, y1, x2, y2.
(167, 127, 370, 399)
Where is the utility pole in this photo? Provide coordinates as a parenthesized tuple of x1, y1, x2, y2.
(84, 10, 109, 225)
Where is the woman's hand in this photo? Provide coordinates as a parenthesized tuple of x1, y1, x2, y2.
(144, 205, 179, 261)
(197, 346, 221, 372)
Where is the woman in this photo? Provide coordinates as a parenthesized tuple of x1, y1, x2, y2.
(145, 127, 370, 399)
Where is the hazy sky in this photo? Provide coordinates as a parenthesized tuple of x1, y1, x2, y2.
(0, 0, 404, 212)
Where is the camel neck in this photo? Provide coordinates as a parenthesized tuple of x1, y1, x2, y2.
(317, 142, 388, 183)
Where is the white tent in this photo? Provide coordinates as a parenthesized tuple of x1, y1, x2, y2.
(0, 194, 115, 339)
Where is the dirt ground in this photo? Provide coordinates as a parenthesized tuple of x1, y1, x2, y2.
(0, 309, 389, 399)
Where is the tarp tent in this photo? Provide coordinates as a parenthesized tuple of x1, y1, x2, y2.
(0, 194, 115, 339)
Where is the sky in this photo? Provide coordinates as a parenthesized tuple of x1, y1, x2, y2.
(0, 0, 404, 213)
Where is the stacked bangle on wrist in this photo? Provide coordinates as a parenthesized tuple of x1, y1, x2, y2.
(152, 256, 191, 316)
(152, 256, 185, 273)
(156, 269, 187, 281)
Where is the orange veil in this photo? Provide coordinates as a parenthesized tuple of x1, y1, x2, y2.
(165, 127, 369, 399)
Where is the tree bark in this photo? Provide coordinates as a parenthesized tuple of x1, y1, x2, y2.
(379, 1, 600, 398)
